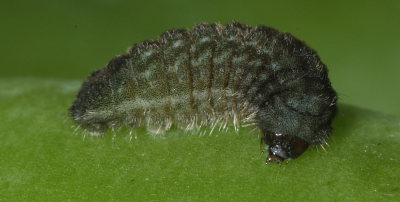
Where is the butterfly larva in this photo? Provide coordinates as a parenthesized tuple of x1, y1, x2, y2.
(71, 22, 337, 163)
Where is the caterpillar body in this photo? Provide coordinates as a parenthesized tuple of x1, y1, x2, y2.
(71, 22, 337, 163)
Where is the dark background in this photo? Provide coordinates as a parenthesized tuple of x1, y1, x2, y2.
(1, 0, 399, 115)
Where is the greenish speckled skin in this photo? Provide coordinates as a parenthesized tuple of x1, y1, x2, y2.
(71, 22, 337, 162)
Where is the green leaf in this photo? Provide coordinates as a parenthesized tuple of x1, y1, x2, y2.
(1, 78, 399, 201)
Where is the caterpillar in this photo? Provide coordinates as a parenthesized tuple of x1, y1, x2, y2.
(70, 22, 338, 163)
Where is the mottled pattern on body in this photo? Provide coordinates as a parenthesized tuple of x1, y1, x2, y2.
(71, 22, 337, 156)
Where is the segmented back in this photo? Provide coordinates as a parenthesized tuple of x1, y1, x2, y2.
(71, 22, 337, 146)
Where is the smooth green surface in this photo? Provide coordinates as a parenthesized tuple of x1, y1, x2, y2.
(1, 0, 400, 115)
(0, 78, 399, 201)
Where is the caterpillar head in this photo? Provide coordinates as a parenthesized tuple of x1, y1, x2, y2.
(263, 132, 309, 163)
(258, 79, 337, 163)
